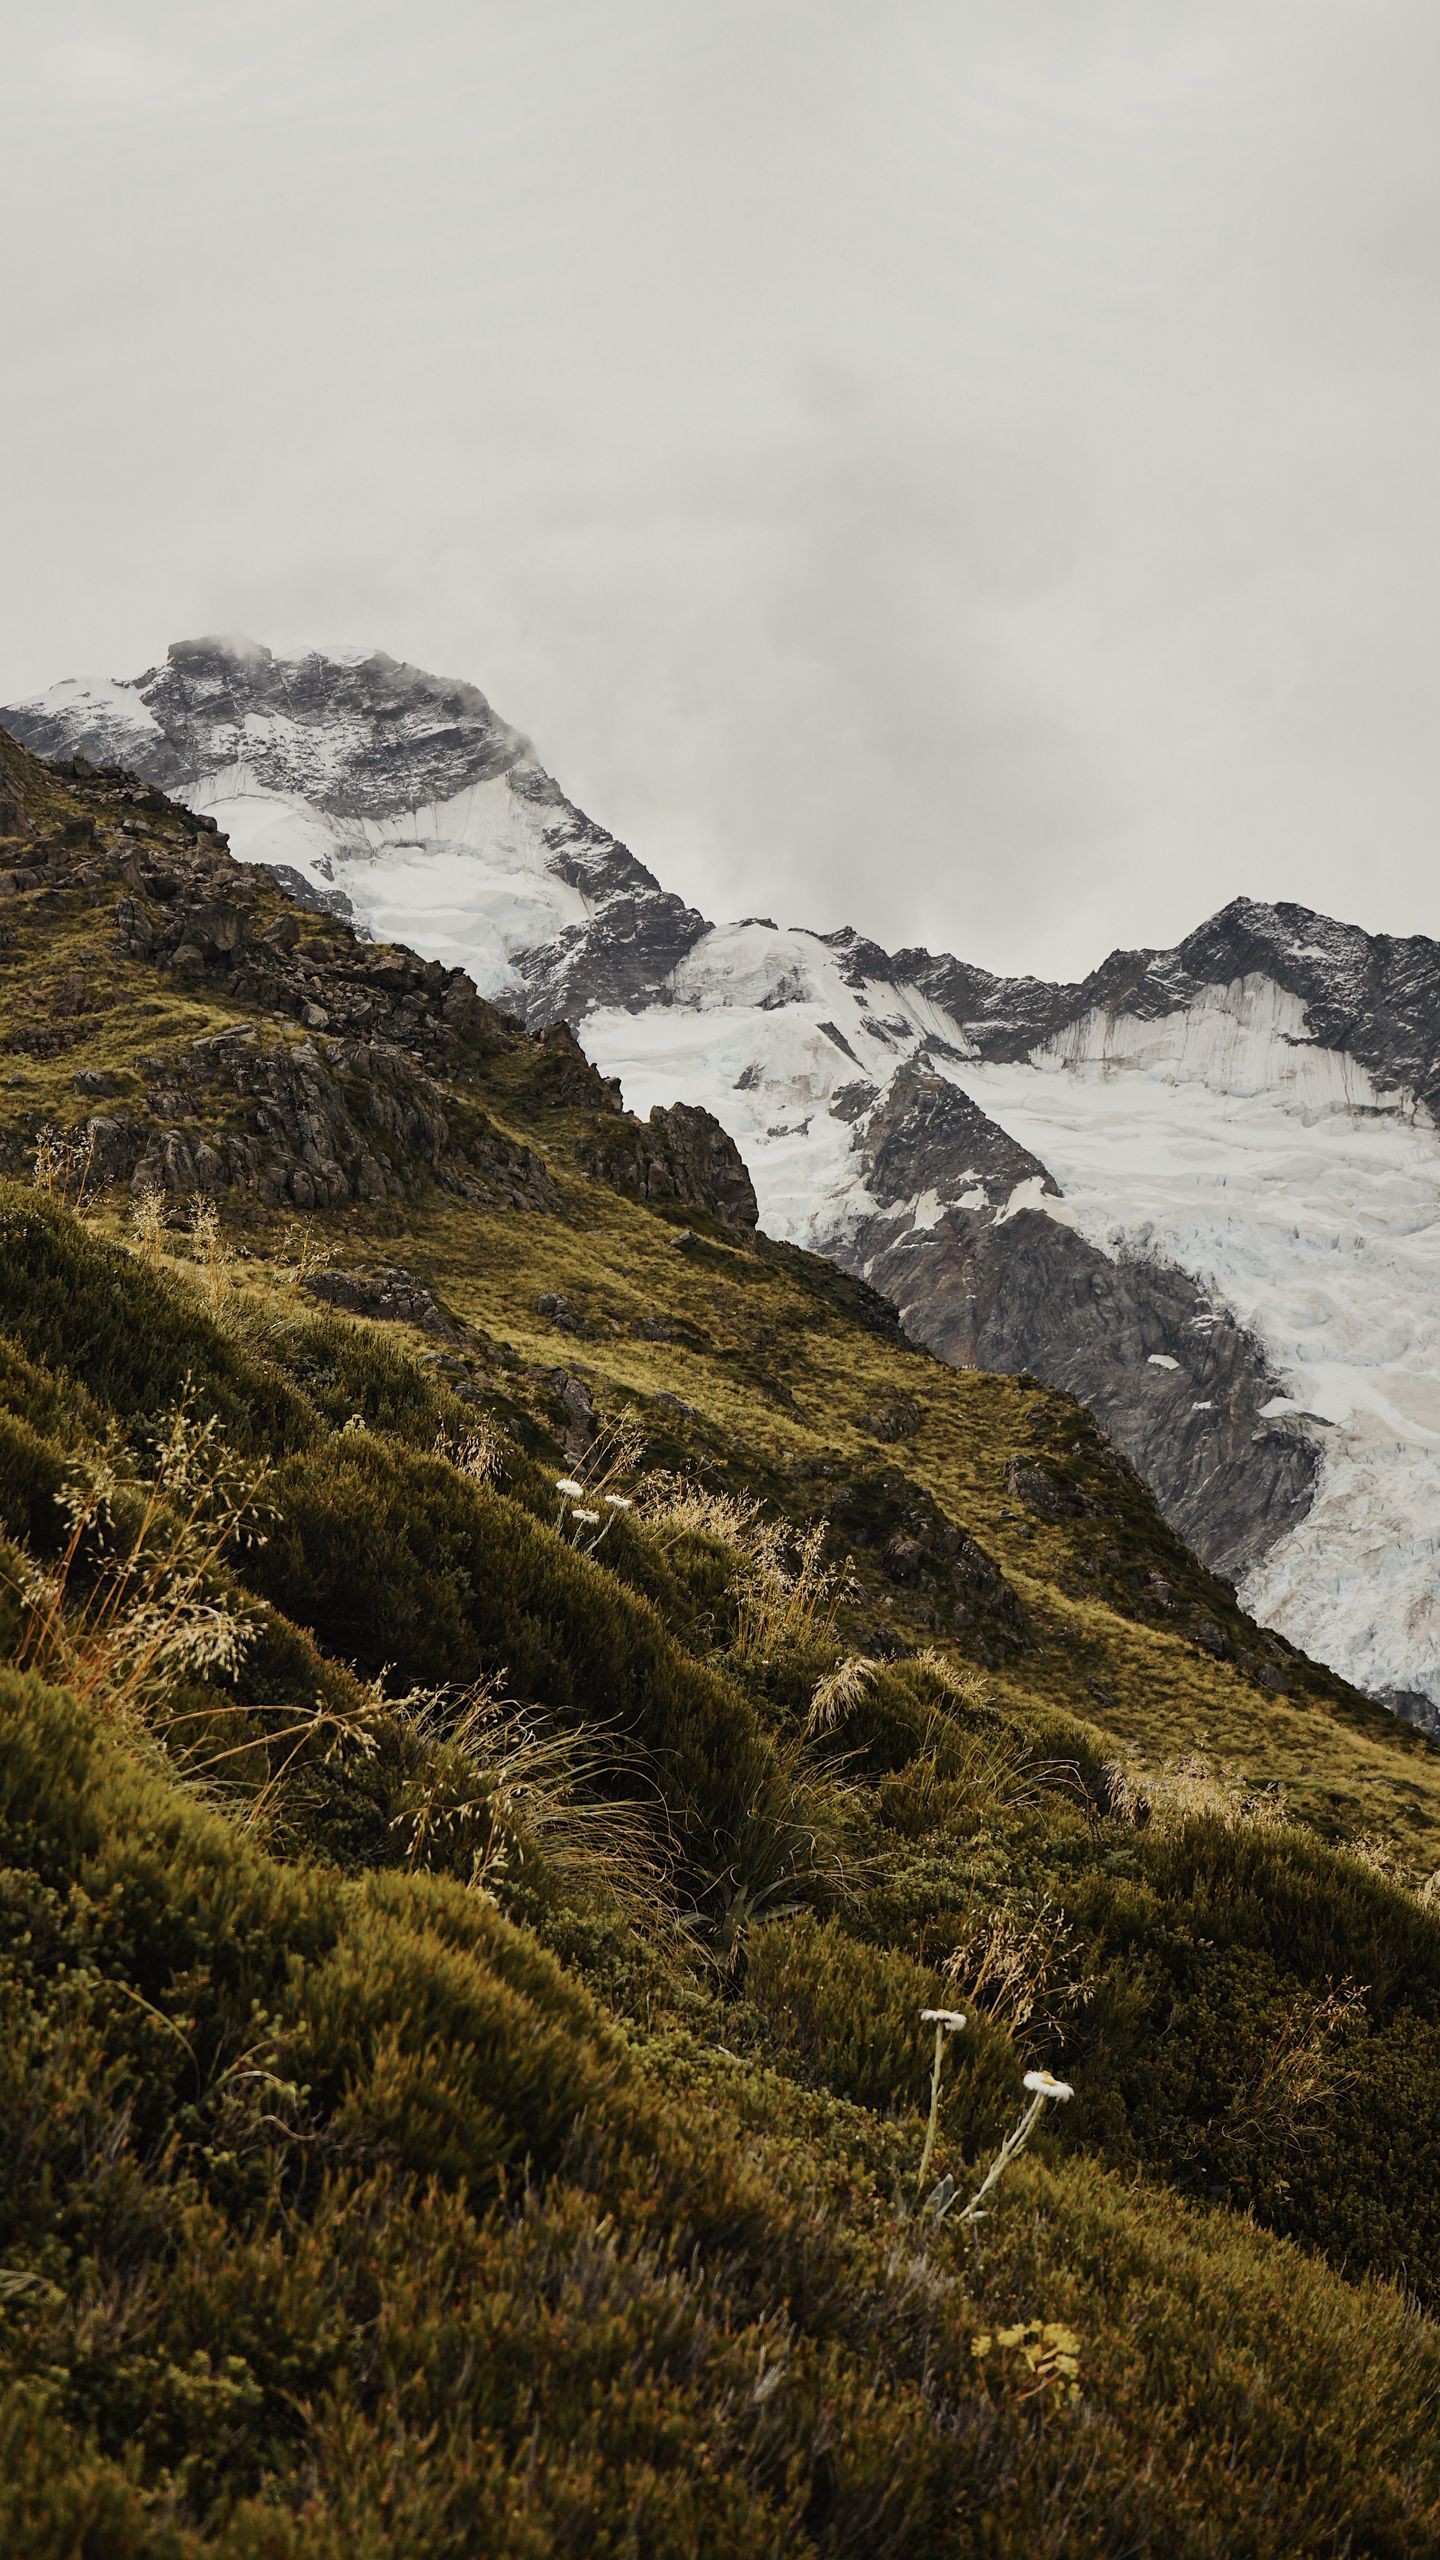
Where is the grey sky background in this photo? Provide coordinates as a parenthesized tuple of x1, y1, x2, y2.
(3, 1, 1439, 976)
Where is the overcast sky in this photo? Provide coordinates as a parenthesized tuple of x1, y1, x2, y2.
(3, 2, 1439, 975)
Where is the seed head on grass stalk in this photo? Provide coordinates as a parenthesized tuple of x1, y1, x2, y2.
(10, 1390, 271, 1739)
(32, 1122, 99, 1212)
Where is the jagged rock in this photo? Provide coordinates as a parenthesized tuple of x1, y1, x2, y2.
(646, 1103, 758, 1228)
(581, 1101, 758, 1230)
(536, 1292, 590, 1336)
(1005, 1455, 1095, 1523)
(518, 887, 710, 1024)
(860, 1065, 1057, 1214)
(77, 1114, 149, 1186)
(114, 1022, 556, 1214)
(259, 862, 356, 924)
(300, 1267, 464, 1337)
(532, 1019, 624, 1111)
(857, 1394, 923, 1443)
(551, 1369, 599, 1459)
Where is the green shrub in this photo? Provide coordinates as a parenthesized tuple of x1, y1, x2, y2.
(251, 1434, 773, 1850)
(744, 1910, 1019, 2156)
(0, 1187, 312, 1451)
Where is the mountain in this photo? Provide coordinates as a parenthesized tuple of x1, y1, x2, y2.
(8, 637, 1440, 1723)
(11, 711, 1440, 2551)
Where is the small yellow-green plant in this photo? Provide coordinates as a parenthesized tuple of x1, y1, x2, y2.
(972, 2320, 1082, 2407)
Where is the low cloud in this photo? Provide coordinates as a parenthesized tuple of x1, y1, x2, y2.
(4, 0, 1440, 974)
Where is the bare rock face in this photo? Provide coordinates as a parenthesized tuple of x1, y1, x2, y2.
(132, 1025, 453, 1210)
(581, 1100, 759, 1231)
(644, 1102, 760, 1229)
(5, 638, 528, 820)
(848, 1185, 1319, 1589)
(529, 1020, 626, 1114)
(517, 888, 711, 1025)
(861, 1064, 1057, 1214)
(853, 896, 1440, 1111)
(49, 1019, 554, 1216)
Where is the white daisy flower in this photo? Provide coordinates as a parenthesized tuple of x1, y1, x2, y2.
(921, 2008, 968, 2033)
(555, 1477, 585, 1498)
(604, 1493, 633, 1510)
(1023, 2069, 1074, 2103)
(571, 1506, 601, 1525)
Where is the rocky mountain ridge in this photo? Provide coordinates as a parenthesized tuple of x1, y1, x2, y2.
(0, 733, 756, 1239)
(8, 638, 1438, 1718)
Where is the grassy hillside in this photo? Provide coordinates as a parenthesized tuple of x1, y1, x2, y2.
(3, 725, 1440, 2554)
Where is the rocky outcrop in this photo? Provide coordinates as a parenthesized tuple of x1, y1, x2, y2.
(37, 1024, 553, 1215)
(133, 1025, 452, 1209)
(111, 852, 508, 1079)
(517, 889, 711, 1026)
(860, 1064, 1057, 1213)
(581, 1100, 759, 1231)
(879, 897, 1440, 1109)
(300, 1266, 465, 1336)
(818, 1466, 1027, 1664)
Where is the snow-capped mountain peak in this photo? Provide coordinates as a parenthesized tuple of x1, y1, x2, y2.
(7, 639, 1439, 1718)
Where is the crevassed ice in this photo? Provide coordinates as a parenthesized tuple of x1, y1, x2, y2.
(941, 979, 1440, 1708)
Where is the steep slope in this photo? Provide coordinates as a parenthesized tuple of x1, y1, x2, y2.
(595, 924, 1440, 1721)
(8, 722, 1440, 2551)
(9, 642, 1440, 1722)
(3, 637, 707, 1005)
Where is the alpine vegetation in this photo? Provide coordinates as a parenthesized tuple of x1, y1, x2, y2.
(950, 2068, 1077, 2226)
(15, 640, 1440, 1714)
(915, 2005, 968, 2198)
(6, 720, 1440, 2551)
